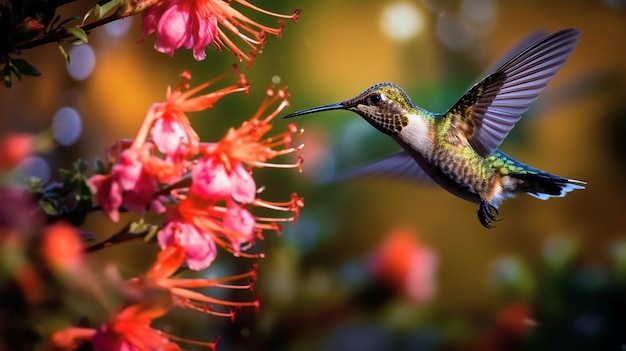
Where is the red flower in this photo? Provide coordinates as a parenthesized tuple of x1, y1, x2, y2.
(0, 133, 34, 170)
(370, 228, 438, 303)
(133, 244, 260, 318)
(92, 304, 184, 351)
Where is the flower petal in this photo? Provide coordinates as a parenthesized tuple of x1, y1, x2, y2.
(191, 156, 231, 201)
(150, 116, 189, 157)
(158, 220, 217, 270)
(154, 3, 191, 57)
(230, 162, 256, 204)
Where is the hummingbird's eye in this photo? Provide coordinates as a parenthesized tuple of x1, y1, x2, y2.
(369, 93, 382, 105)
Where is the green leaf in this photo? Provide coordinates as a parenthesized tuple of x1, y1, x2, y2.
(81, 9, 93, 26)
(58, 45, 69, 63)
(3, 68, 12, 88)
(143, 225, 160, 243)
(93, 157, 109, 174)
(11, 59, 42, 77)
(68, 27, 88, 44)
(58, 168, 71, 181)
(75, 159, 88, 174)
(8, 61, 22, 81)
(129, 218, 146, 233)
(39, 199, 58, 216)
(95, 0, 120, 19)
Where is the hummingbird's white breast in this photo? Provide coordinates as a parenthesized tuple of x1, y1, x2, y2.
(398, 113, 433, 157)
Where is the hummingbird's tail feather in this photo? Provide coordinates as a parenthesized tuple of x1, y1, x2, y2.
(512, 172, 586, 200)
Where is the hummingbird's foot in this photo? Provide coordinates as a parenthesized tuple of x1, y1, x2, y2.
(478, 200, 501, 229)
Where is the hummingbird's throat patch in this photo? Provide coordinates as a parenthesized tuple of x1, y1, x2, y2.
(357, 100, 410, 135)
(362, 108, 409, 135)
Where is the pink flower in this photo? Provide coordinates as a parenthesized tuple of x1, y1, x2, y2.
(142, 69, 249, 160)
(191, 156, 256, 203)
(140, 0, 299, 65)
(156, 195, 259, 270)
(88, 174, 122, 222)
(141, 0, 217, 60)
(222, 203, 255, 249)
(88, 148, 159, 222)
(150, 116, 191, 160)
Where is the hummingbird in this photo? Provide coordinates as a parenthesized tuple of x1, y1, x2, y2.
(284, 28, 586, 228)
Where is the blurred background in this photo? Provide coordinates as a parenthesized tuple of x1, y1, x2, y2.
(2, 0, 626, 350)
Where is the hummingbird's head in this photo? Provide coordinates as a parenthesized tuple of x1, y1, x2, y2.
(284, 82, 416, 136)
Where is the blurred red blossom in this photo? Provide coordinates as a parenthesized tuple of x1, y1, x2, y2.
(41, 222, 84, 273)
(0, 133, 34, 171)
(370, 227, 438, 303)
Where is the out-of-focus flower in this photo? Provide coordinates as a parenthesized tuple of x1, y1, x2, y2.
(472, 302, 534, 351)
(41, 223, 84, 273)
(0, 133, 34, 170)
(139, 0, 300, 64)
(157, 85, 304, 270)
(47, 327, 96, 351)
(370, 227, 438, 303)
(92, 303, 191, 351)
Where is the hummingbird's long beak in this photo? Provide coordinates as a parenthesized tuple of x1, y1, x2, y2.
(283, 102, 346, 119)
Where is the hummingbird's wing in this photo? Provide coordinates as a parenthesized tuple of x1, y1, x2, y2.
(335, 151, 435, 184)
(447, 28, 579, 157)
(478, 30, 548, 79)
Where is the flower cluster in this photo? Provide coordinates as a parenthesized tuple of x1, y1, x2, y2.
(51, 69, 302, 349)
(2, 0, 304, 349)
(49, 244, 260, 350)
(89, 69, 303, 271)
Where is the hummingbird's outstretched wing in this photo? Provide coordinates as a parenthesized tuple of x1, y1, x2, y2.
(478, 30, 548, 79)
(447, 28, 579, 157)
(335, 151, 435, 184)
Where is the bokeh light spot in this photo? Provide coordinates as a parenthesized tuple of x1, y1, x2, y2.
(380, 2, 425, 42)
(272, 75, 281, 84)
(52, 107, 82, 146)
(18, 156, 50, 181)
(461, 0, 497, 24)
(436, 12, 475, 51)
(66, 44, 96, 81)
(604, 0, 626, 9)
(104, 17, 133, 37)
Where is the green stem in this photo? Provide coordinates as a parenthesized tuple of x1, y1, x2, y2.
(85, 223, 149, 253)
